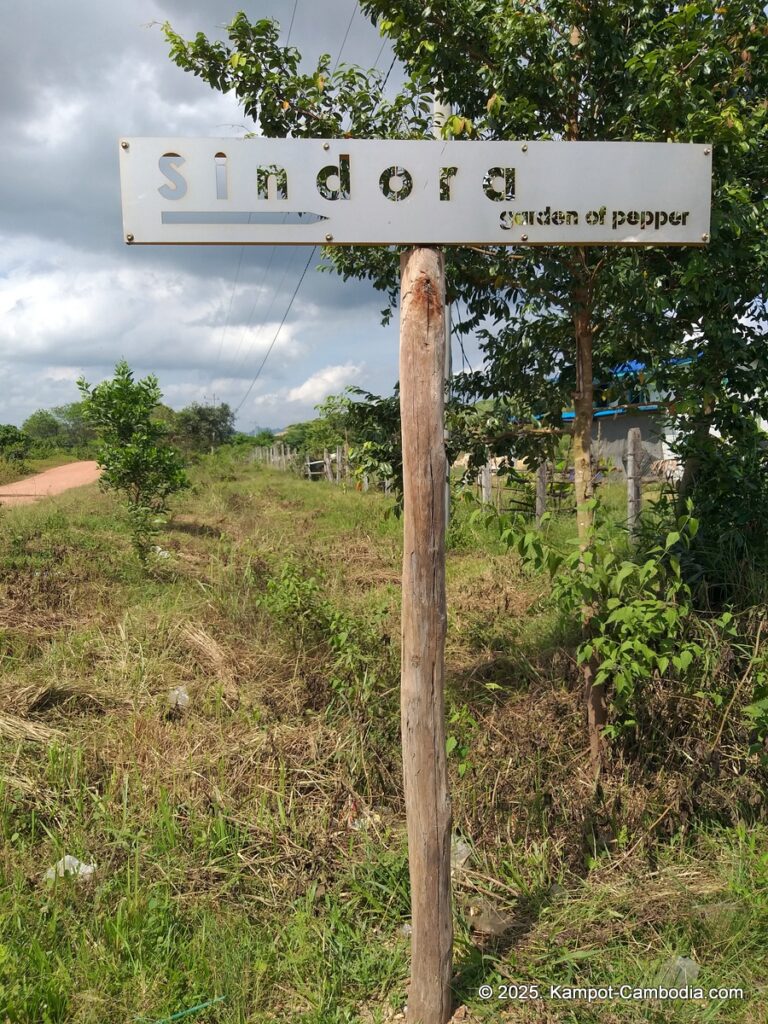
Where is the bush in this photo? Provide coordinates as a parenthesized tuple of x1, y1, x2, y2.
(675, 420, 768, 606)
(0, 425, 32, 462)
(78, 362, 189, 563)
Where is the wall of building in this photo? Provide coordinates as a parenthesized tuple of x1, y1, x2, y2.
(593, 413, 666, 475)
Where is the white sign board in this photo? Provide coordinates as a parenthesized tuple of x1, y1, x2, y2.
(118, 138, 711, 247)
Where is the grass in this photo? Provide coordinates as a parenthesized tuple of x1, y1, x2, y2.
(0, 453, 765, 1022)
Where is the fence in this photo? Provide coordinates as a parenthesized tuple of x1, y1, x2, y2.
(251, 427, 676, 528)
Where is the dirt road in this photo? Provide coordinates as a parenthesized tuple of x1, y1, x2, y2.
(0, 461, 101, 507)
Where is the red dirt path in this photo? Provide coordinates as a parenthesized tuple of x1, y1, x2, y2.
(0, 461, 101, 507)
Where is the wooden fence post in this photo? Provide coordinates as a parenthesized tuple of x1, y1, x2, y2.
(323, 449, 334, 482)
(627, 427, 642, 536)
(480, 460, 493, 504)
(399, 247, 452, 1024)
(535, 462, 547, 524)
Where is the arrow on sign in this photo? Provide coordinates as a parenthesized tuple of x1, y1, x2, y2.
(161, 211, 329, 225)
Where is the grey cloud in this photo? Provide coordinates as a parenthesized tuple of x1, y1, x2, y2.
(0, 0, 401, 428)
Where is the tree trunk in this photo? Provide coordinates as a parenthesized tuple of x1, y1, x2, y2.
(535, 461, 547, 524)
(676, 409, 712, 514)
(572, 282, 606, 772)
(399, 247, 453, 1024)
(626, 427, 642, 537)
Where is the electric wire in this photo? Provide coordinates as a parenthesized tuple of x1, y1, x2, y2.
(382, 53, 397, 90)
(229, 242, 280, 367)
(232, 6, 360, 423)
(373, 37, 387, 70)
(232, 246, 302, 376)
(215, 244, 247, 363)
(235, 246, 317, 416)
(333, 2, 357, 71)
(211, 0, 299, 374)
(286, 0, 298, 44)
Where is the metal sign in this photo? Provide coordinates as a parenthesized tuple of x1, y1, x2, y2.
(118, 137, 712, 247)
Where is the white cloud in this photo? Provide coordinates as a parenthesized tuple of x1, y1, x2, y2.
(286, 363, 363, 404)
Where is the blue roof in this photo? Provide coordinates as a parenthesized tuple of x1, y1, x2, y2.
(561, 404, 661, 422)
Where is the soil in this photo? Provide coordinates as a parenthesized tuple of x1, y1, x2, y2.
(0, 461, 101, 506)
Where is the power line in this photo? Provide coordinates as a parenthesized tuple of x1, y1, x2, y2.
(212, 0, 300, 373)
(286, 0, 298, 43)
(382, 53, 397, 90)
(215, 244, 247, 362)
(333, 2, 357, 71)
(229, 243, 280, 367)
(236, 247, 317, 417)
(232, 245, 302, 375)
(229, 6, 358, 424)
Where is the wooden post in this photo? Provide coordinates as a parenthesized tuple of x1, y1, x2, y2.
(480, 460, 492, 504)
(399, 247, 452, 1024)
(535, 462, 547, 524)
(323, 449, 333, 482)
(626, 427, 642, 536)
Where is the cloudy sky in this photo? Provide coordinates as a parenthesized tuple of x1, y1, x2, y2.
(0, 1, 465, 431)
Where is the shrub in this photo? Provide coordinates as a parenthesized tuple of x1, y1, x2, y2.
(77, 361, 189, 563)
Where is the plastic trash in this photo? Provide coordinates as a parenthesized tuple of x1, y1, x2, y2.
(167, 686, 190, 711)
(451, 836, 472, 875)
(45, 855, 96, 882)
(657, 955, 700, 987)
(469, 900, 515, 937)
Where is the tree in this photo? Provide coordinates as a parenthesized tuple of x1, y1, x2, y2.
(175, 401, 235, 452)
(250, 427, 275, 447)
(0, 425, 32, 462)
(22, 403, 96, 450)
(164, 3, 768, 768)
(281, 407, 347, 456)
(51, 401, 97, 449)
(77, 362, 189, 563)
(22, 410, 62, 446)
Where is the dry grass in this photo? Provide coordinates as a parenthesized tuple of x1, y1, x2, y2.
(0, 459, 764, 1023)
(0, 712, 63, 744)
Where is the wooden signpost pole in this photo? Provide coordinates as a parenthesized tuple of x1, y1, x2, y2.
(399, 247, 453, 1024)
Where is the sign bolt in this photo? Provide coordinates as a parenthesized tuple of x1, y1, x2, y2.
(701, 233, 709, 242)
(521, 144, 528, 152)
(325, 233, 333, 242)
(704, 148, 711, 155)
(121, 141, 129, 150)
(126, 233, 135, 243)
(521, 234, 529, 241)
(323, 142, 330, 150)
